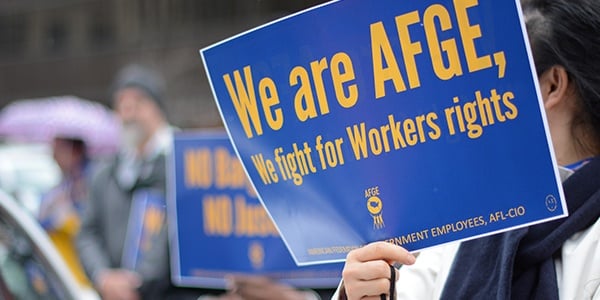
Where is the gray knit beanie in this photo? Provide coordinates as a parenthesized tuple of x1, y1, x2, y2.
(111, 64, 167, 114)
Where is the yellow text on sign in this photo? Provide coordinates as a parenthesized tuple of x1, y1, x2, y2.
(370, 0, 506, 99)
(184, 146, 255, 196)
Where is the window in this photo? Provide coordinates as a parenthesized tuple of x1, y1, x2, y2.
(0, 15, 26, 57)
(45, 20, 68, 54)
(0, 215, 66, 299)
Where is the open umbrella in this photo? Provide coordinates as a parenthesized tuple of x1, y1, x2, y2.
(0, 96, 121, 156)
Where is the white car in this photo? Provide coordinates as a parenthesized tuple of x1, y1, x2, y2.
(0, 190, 99, 300)
(0, 142, 61, 215)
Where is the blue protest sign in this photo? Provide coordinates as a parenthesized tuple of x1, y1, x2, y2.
(200, 0, 566, 265)
(122, 189, 166, 272)
(167, 131, 343, 288)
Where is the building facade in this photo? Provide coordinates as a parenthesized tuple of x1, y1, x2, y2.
(0, 0, 326, 127)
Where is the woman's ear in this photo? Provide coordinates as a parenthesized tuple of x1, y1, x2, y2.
(538, 65, 572, 111)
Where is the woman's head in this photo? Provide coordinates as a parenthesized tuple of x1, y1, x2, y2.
(522, 0, 600, 161)
(52, 137, 87, 176)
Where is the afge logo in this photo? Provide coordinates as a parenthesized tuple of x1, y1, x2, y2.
(365, 186, 384, 229)
(248, 241, 265, 270)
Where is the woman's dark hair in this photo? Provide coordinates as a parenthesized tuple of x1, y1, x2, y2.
(69, 138, 87, 157)
(522, 0, 600, 155)
(56, 136, 87, 160)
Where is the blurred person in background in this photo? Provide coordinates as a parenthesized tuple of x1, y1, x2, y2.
(76, 64, 335, 300)
(75, 64, 197, 300)
(38, 136, 91, 287)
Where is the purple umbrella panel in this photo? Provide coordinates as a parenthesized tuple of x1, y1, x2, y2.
(0, 96, 122, 156)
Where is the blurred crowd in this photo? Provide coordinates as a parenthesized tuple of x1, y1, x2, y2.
(0, 64, 335, 300)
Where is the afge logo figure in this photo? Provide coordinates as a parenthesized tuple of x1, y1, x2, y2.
(365, 186, 384, 229)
